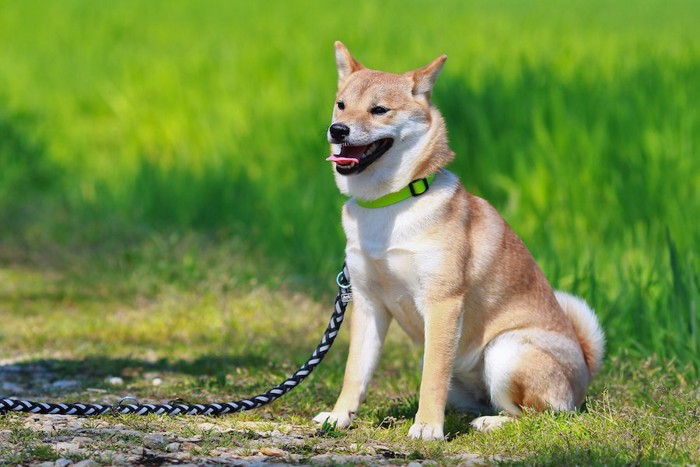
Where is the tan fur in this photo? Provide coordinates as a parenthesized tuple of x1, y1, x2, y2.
(314, 42, 605, 440)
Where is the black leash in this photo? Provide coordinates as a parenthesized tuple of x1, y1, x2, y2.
(0, 264, 351, 416)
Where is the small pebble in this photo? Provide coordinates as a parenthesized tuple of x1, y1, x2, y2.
(71, 436, 93, 447)
(54, 442, 80, 453)
(166, 442, 181, 452)
(142, 432, 167, 449)
(106, 376, 124, 386)
(180, 441, 199, 451)
(73, 460, 99, 467)
(260, 447, 287, 457)
(197, 422, 217, 431)
(111, 455, 128, 464)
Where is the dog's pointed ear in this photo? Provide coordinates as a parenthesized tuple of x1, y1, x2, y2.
(335, 41, 365, 85)
(410, 54, 447, 99)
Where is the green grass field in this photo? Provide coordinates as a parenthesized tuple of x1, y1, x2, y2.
(1, 0, 699, 464)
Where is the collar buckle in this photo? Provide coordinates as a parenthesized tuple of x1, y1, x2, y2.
(408, 178, 430, 197)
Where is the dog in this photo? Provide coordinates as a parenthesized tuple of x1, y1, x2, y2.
(313, 42, 605, 440)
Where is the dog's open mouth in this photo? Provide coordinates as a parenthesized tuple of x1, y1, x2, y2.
(326, 138, 393, 175)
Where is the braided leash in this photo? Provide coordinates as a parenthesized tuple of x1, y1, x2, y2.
(0, 264, 351, 416)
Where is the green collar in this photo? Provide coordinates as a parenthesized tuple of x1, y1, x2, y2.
(355, 175, 436, 208)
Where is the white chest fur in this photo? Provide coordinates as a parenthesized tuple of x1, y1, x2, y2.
(341, 171, 460, 342)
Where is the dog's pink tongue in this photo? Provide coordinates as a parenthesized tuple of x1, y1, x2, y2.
(326, 155, 359, 164)
(326, 145, 366, 165)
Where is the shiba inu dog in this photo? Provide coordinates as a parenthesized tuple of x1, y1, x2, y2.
(314, 42, 605, 440)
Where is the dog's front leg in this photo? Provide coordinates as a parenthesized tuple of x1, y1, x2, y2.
(409, 297, 462, 440)
(313, 294, 391, 429)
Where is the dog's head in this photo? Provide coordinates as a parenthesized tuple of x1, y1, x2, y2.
(327, 42, 454, 201)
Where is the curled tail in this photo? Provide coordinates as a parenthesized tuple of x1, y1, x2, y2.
(554, 291, 605, 377)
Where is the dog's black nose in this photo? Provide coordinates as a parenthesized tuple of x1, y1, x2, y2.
(329, 123, 350, 142)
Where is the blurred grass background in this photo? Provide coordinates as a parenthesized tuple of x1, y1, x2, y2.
(0, 0, 698, 377)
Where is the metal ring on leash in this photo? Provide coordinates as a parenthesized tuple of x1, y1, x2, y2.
(336, 271, 350, 289)
(0, 263, 351, 417)
(118, 396, 140, 406)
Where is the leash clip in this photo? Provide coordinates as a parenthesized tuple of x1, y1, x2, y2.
(336, 270, 352, 304)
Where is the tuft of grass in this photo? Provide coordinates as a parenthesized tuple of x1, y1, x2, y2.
(316, 419, 346, 439)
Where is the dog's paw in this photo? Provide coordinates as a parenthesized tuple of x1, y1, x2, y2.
(408, 422, 444, 441)
(312, 410, 354, 429)
(470, 415, 512, 432)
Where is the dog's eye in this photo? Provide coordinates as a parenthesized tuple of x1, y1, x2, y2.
(337, 101, 345, 110)
(370, 106, 389, 115)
